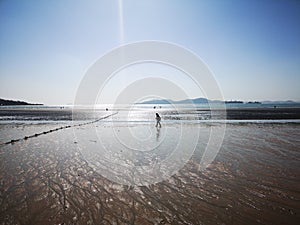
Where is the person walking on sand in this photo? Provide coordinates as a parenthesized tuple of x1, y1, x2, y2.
(155, 113, 161, 128)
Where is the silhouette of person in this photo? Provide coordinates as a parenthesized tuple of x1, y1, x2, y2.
(155, 113, 161, 128)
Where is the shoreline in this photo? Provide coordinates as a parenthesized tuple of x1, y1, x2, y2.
(0, 107, 300, 121)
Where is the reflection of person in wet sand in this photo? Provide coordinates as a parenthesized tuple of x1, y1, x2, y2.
(156, 127, 161, 141)
(155, 113, 161, 128)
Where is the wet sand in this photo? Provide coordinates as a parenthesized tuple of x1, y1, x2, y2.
(225, 107, 300, 120)
(1, 107, 300, 121)
(0, 122, 299, 225)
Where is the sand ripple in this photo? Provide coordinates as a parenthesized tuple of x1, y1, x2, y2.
(0, 123, 299, 224)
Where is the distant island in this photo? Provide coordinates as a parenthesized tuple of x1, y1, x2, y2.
(225, 100, 244, 104)
(0, 98, 43, 106)
(225, 101, 261, 104)
(138, 97, 298, 105)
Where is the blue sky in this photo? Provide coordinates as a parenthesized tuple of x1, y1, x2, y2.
(0, 0, 299, 104)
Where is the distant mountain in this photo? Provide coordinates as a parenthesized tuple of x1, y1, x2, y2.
(0, 98, 43, 106)
(139, 99, 173, 104)
(138, 98, 299, 105)
(176, 97, 209, 104)
(139, 97, 210, 104)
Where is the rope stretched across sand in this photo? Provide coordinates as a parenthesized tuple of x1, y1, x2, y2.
(0, 112, 118, 146)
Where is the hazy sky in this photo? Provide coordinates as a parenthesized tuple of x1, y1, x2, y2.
(0, 0, 299, 105)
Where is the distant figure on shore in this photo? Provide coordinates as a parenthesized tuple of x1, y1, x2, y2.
(155, 113, 161, 128)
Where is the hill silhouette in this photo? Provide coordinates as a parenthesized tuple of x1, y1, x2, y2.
(0, 98, 43, 106)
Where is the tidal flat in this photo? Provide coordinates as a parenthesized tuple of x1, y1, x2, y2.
(0, 108, 299, 224)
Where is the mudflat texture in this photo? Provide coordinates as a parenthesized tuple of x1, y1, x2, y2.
(0, 122, 299, 225)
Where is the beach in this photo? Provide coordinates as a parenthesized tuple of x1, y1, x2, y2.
(2, 0, 300, 224)
(0, 107, 299, 224)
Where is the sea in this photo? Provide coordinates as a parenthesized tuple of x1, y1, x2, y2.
(0, 103, 300, 123)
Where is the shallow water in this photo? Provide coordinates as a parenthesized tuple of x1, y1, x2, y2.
(0, 108, 299, 224)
